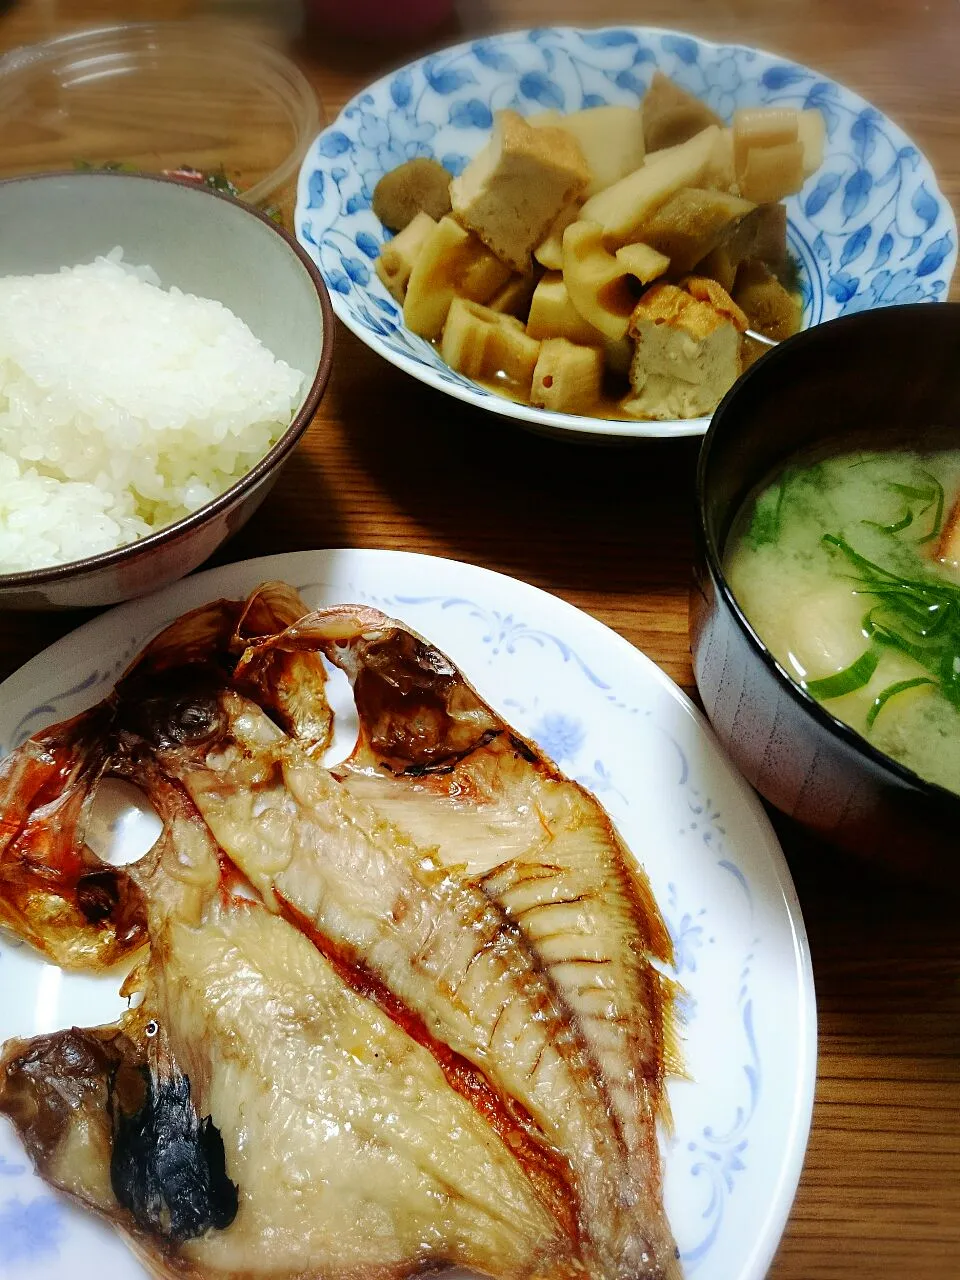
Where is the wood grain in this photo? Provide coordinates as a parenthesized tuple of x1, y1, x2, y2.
(0, 1, 958, 1276)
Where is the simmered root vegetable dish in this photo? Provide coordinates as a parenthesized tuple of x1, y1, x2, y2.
(373, 74, 824, 421)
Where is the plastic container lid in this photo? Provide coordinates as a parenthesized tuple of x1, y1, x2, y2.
(0, 21, 321, 206)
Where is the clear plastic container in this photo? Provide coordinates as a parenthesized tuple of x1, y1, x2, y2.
(0, 22, 321, 208)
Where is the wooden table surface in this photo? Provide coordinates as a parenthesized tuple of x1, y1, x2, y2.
(1, 1, 958, 1276)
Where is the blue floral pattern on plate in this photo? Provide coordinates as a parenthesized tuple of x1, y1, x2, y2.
(295, 26, 956, 442)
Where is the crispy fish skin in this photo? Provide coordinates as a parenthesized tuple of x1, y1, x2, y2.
(0, 584, 682, 1280)
(137, 686, 660, 1277)
(1, 761, 586, 1280)
(0, 707, 147, 969)
(0, 586, 322, 971)
(232, 601, 680, 1279)
(0, 901, 582, 1280)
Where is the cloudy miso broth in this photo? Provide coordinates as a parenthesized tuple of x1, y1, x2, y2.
(725, 449, 960, 796)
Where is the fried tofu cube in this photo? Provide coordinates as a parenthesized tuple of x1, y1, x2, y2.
(374, 212, 437, 302)
(682, 275, 749, 330)
(580, 126, 722, 248)
(403, 216, 511, 339)
(526, 272, 601, 345)
(733, 259, 802, 341)
(533, 105, 646, 197)
(639, 187, 755, 273)
(450, 109, 590, 272)
(625, 281, 741, 419)
(531, 337, 604, 414)
(642, 72, 724, 154)
(441, 297, 541, 392)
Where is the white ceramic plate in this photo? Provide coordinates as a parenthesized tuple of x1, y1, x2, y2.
(295, 25, 956, 443)
(0, 549, 816, 1279)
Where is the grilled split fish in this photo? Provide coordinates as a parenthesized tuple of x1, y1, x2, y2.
(0, 584, 681, 1280)
(1, 765, 584, 1279)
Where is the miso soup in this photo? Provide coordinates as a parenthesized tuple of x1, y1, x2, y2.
(725, 449, 960, 796)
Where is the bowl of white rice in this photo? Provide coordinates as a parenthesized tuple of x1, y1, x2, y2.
(0, 171, 334, 608)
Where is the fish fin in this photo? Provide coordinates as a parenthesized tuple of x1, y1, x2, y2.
(230, 583, 334, 753)
(0, 708, 147, 969)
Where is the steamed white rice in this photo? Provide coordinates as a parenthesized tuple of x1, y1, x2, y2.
(0, 249, 305, 573)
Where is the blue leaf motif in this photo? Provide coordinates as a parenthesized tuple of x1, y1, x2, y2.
(345, 192, 370, 215)
(449, 98, 493, 129)
(471, 40, 517, 72)
(390, 68, 413, 109)
(915, 233, 953, 278)
(317, 130, 351, 159)
(911, 181, 940, 230)
(875, 157, 901, 189)
(355, 231, 380, 260)
(898, 145, 920, 169)
(326, 270, 351, 295)
(870, 269, 893, 297)
(804, 82, 840, 133)
(581, 29, 637, 47)
(425, 59, 476, 95)
(341, 255, 370, 286)
(614, 69, 646, 95)
(373, 296, 398, 316)
(357, 304, 391, 336)
(869, 230, 894, 271)
(827, 270, 860, 303)
(839, 225, 871, 268)
(581, 92, 606, 108)
(842, 168, 873, 221)
(330, 166, 348, 184)
(850, 108, 880, 165)
(299, 221, 317, 247)
(760, 65, 807, 91)
(306, 171, 325, 208)
(812, 231, 831, 263)
(519, 70, 565, 109)
(804, 171, 841, 218)
(441, 152, 469, 177)
(661, 34, 699, 64)
(806, 79, 838, 101)
(632, 45, 657, 65)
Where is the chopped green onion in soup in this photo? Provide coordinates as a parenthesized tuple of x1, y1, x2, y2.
(725, 449, 960, 796)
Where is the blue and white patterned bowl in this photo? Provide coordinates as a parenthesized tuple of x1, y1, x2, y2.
(296, 26, 957, 442)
